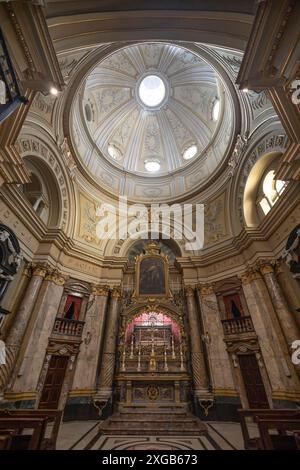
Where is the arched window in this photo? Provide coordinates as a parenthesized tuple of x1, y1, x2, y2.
(243, 152, 288, 227)
(21, 157, 60, 227)
(257, 169, 286, 216)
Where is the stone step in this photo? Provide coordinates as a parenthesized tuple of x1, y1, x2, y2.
(101, 427, 206, 436)
(98, 406, 207, 437)
(117, 412, 189, 420)
(105, 418, 199, 426)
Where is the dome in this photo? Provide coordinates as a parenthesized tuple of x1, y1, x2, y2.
(71, 42, 235, 200)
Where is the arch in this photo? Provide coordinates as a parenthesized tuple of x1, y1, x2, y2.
(243, 151, 284, 227)
(122, 303, 184, 335)
(15, 132, 73, 234)
(230, 130, 289, 232)
(47, 10, 253, 54)
(23, 156, 60, 226)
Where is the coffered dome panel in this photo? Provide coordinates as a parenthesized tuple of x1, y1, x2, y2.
(70, 42, 236, 200)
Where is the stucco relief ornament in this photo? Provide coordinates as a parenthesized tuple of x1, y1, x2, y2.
(282, 227, 300, 279)
(228, 131, 249, 177)
(59, 137, 77, 178)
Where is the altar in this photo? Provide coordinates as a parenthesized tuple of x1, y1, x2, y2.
(116, 311, 191, 408)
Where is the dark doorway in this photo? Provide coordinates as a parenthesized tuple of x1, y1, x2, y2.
(38, 355, 68, 409)
(238, 354, 269, 408)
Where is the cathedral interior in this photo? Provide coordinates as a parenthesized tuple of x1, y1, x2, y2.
(0, 0, 300, 452)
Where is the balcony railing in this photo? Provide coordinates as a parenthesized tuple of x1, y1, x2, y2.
(221, 316, 255, 335)
(52, 317, 85, 337)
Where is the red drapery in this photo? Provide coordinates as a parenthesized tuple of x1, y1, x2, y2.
(223, 293, 244, 319)
(63, 295, 82, 320)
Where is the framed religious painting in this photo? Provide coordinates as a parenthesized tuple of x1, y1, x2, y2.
(135, 253, 169, 299)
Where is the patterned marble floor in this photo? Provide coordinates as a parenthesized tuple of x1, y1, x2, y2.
(56, 420, 250, 450)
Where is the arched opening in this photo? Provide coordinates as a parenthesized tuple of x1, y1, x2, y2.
(122, 310, 184, 374)
(243, 152, 287, 227)
(22, 157, 61, 226)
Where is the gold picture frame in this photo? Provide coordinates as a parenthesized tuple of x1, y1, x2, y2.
(134, 253, 169, 300)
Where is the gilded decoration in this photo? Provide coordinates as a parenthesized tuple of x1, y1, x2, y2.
(257, 260, 275, 275)
(45, 269, 67, 286)
(239, 268, 262, 285)
(32, 262, 50, 278)
(197, 284, 214, 297)
(92, 284, 110, 297)
(111, 286, 121, 298)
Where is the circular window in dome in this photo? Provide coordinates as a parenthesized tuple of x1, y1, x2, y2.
(144, 159, 161, 172)
(138, 75, 166, 107)
(108, 144, 122, 161)
(183, 144, 198, 160)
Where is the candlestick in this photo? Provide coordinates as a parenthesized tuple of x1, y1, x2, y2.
(130, 334, 134, 359)
(164, 345, 168, 372)
(121, 346, 126, 372)
(137, 345, 141, 372)
(180, 343, 185, 371)
(171, 334, 175, 359)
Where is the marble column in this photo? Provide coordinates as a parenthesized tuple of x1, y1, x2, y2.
(241, 269, 299, 393)
(10, 269, 67, 396)
(197, 284, 235, 394)
(259, 262, 300, 378)
(0, 263, 47, 394)
(71, 285, 109, 393)
(185, 286, 209, 398)
(94, 287, 121, 406)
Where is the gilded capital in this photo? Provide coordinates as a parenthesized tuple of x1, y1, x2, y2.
(197, 283, 214, 296)
(111, 286, 121, 298)
(92, 284, 110, 297)
(45, 269, 67, 286)
(257, 260, 275, 275)
(32, 262, 49, 278)
(185, 286, 195, 297)
(239, 268, 261, 285)
(23, 262, 33, 278)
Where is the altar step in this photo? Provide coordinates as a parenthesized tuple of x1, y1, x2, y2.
(97, 408, 207, 436)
